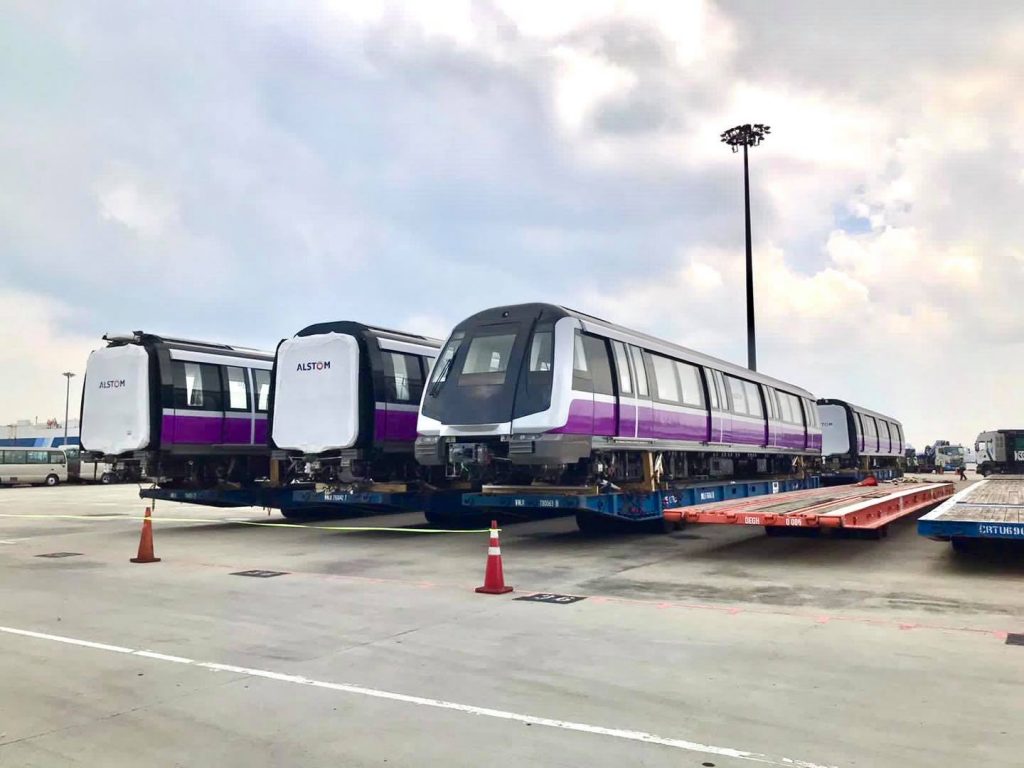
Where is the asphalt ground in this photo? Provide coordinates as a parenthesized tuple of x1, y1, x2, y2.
(1, 477, 1021, 768)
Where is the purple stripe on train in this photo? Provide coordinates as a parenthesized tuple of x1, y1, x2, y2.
(374, 407, 418, 443)
(162, 414, 265, 446)
(551, 400, 820, 451)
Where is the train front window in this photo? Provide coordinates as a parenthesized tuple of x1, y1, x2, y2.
(529, 331, 553, 372)
(428, 332, 465, 387)
(459, 331, 516, 386)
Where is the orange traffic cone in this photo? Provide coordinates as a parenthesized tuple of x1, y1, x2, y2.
(857, 475, 879, 487)
(476, 520, 512, 594)
(130, 507, 161, 563)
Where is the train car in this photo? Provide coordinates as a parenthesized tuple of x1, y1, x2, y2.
(415, 303, 822, 486)
(816, 399, 904, 471)
(80, 331, 274, 487)
(269, 322, 441, 485)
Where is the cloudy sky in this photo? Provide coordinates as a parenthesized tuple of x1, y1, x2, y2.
(2, 0, 1022, 448)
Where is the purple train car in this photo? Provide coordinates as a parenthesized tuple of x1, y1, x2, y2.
(80, 331, 274, 487)
(416, 303, 823, 485)
(268, 322, 441, 484)
(817, 399, 905, 470)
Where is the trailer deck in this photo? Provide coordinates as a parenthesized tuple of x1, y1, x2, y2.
(667, 481, 954, 533)
(459, 475, 823, 525)
(139, 484, 464, 518)
(918, 477, 1024, 542)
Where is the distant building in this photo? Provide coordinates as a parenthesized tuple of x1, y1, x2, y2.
(0, 419, 80, 448)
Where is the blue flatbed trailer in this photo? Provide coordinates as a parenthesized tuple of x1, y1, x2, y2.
(139, 485, 464, 519)
(460, 475, 822, 528)
(918, 477, 1024, 548)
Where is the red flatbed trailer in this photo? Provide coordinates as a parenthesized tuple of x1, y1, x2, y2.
(665, 482, 955, 533)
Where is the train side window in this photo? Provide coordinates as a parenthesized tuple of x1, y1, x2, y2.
(582, 334, 615, 396)
(610, 341, 632, 395)
(253, 369, 271, 412)
(704, 369, 719, 409)
(385, 352, 424, 403)
(651, 355, 680, 403)
(572, 330, 592, 391)
(880, 420, 892, 449)
(744, 381, 763, 417)
(713, 371, 728, 410)
(675, 361, 704, 407)
(629, 346, 649, 397)
(777, 391, 792, 422)
(173, 361, 222, 410)
(725, 375, 746, 414)
(225, 366, 250, 411)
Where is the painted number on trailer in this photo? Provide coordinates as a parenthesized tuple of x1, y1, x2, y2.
(785, 518, 803, 526)
(699, 491, 716, 501)
(514, 499, 525, 507)
(744, 516, 760, 525)
(538, 499, 557, 508)
(663, 495, 679, 505)
(1015, 451, 1024, 462)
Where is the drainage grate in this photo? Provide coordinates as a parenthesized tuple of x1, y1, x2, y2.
(515, 593, 586, 605)
(1006, 633, 1024, 646)
(231, 569, 288, 578)
(35, 552, 83, 558)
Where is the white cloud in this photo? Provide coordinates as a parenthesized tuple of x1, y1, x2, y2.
(0, 285, 96, 425)
(96, 177, 178, 237)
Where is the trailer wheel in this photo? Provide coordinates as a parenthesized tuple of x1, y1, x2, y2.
(575, 512, 615, 535)
(100, 473, 114, 485)
(951, 537, 974, 554)
(44, 474, 60, 487)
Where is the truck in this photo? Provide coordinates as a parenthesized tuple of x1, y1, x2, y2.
(975, 429, 1024, 476)
(915, 441, 966, 473)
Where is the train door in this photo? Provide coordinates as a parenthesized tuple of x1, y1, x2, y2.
(629, 346, 652, 438)
(610, 341, 637, 438)
(581, 334, 616, 437)
(222, 365, 252, 444)
(383, 352, 426, 442)
(763, 386, 780, 448)
(712, 370, 733, 443)
(171, 360, 224, 446)
(702, 368, 722, 442)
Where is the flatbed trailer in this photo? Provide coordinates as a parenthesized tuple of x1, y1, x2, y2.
(918, 477, 1024, 548)
(666, 481, 954, 536)
(139, 484, 464, 519)
(459, 475, 823, 530)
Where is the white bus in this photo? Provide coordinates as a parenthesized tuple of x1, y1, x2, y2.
(61, 446, 118, 484)
(0, 448, 69, 486)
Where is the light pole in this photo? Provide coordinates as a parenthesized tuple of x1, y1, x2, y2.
(62, 371, 76, 447)
(721, 123, 770, 371)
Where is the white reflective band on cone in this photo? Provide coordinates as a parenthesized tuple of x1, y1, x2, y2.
(488, 547, 501, 556)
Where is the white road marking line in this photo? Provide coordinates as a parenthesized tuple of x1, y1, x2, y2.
(0, 624, 836, 768)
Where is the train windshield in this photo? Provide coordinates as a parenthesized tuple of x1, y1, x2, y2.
(422, 308, 555, 427)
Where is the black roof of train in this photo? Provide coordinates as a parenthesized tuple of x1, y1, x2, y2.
(102, 331, 273, 360)
(294, 321, 442, 347)
(816, 398, 902, 427)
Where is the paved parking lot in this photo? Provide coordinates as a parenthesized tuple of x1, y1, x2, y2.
(1, 482, 1022, 767)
